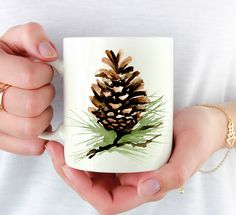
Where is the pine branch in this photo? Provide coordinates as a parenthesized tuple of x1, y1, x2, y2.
(67, 94, 165, 160)
(86, 133, 161, 159)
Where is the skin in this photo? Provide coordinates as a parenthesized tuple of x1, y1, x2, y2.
(1, 23, 235, 215)
(0, 22, 58, 154)
(46, 103, 236, 214)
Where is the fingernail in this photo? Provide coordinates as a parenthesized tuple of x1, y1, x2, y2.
(138, 178, 161, 197)
(39, 41, 57, 57)
(62, 166, 72, 181)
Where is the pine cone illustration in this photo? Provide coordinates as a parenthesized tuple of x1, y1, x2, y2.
(89, 49, 150, 134)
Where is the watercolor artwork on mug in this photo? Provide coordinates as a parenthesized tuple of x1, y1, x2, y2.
(67, 49, 165, 161)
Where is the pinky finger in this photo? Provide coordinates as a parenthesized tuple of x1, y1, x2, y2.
(0, 132, 46, 155)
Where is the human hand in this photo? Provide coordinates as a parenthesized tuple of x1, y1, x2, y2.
(0, 22, 57, 155)
(46, 105, 227, 215)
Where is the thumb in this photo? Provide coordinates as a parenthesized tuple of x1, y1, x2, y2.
(137, 130, 201, 199)
(0, 22, 58, 61)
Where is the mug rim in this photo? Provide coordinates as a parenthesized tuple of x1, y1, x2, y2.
(63, 36, 173, 41)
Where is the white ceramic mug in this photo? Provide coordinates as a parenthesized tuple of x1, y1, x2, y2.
(39, 37, 173, 173)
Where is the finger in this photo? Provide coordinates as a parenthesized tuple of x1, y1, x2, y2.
(0, 51, 54, 89)
(0, 131, 46, 155)
(46, 141, 146, 215)
(44, 141, 90, 201)
(0, 106, 53, 139)
(120, 130, 204, 198)
(119, 172, 146, 186)
(133, 130, 202, 201)
(3, 84, 55, 117)
(61, 167, 145, 215)
(45, 141, 102, 200)
(1, 22, 58, 60)
(44, 141, 70, 183)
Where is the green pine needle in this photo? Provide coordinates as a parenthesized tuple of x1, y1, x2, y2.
(67, 94, 165, 161)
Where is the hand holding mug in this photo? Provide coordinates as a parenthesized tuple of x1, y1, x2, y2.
(0, 22, 56, 155)
(46, 105, 229, 214)
(1, 22, 233, 215)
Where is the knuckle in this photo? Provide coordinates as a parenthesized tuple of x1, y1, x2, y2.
(30, 143, 45, 155)
(47, 106, 54, 120)
(49, 84, 56, 99)
(173, 167, 187, 188)
(45, 68, 54, 83)
(21, 64, 37, 88)
(22, 22, 42, 36)
(25, 92, 41, 116)
(0, 24, 20, 42)
(24, 118, 39, 138)
(37, 64, 54, 83)
(48, 67, 54, 82)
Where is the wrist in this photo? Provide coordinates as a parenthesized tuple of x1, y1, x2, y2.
(195, 103, 236, 174)
(196, 104, 235, 150)
(194, 105, 228, 150)
(216, 102, 236, 148)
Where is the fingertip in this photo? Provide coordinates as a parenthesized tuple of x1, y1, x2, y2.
(137, 178, 161, 198)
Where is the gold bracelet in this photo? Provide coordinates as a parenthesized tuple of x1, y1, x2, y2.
(196, 104, 235, 174)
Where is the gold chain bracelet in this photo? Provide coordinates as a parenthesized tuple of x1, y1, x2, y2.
(196, 104, 235, 174)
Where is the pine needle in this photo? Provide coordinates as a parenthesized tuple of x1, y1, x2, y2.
(66, 94, 165, 160)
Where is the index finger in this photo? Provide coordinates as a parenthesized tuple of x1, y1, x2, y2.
(0, 50, 53, 89)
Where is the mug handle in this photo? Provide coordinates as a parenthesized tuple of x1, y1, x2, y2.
(38, 60, 65, 144)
